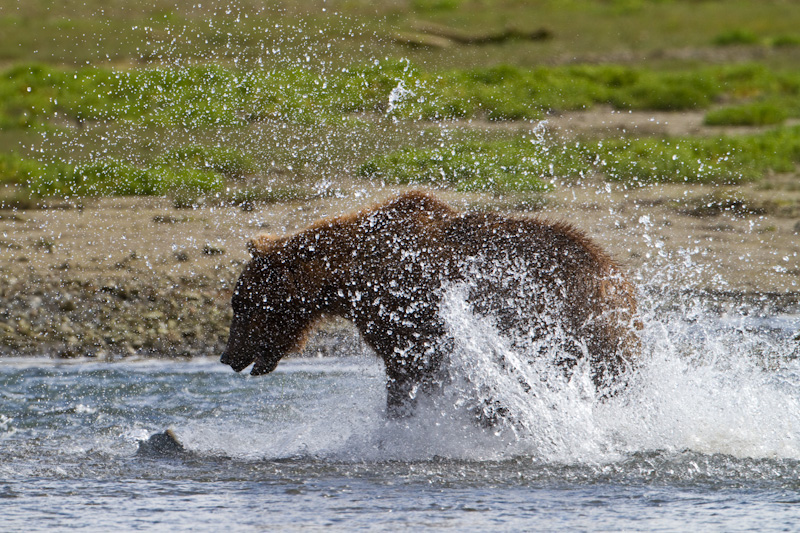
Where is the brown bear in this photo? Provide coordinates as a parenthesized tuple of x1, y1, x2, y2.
(221, 191, 641, 417)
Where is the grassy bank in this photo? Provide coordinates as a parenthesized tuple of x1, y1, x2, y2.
(3, 60, 800, 197)
(359, 126, 800, 189)
(0, 145, 256, 201)
(3, 61, 800, 130)
(3, 0, 800, 70)
(2, 0, 800, 360)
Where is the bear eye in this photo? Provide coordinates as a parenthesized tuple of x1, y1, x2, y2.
(232, 282, 259, 315)
(231, 290, 247, 314)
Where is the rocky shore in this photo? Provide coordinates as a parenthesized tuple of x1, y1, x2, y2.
(1, 274, 231, 359)
(1, 183, 799, 361)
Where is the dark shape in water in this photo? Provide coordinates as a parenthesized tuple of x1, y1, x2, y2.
(137, 429, 186, 457)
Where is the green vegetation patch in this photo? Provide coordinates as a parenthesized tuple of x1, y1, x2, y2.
(27, 159, 225, 197)
(0, 152, 45, 186)
(704, 101, 788, 126)
(771, 35, 800, 48)
(358, 138, 576, 192)
(0, 143, 245, 199)
(713, 28, 761, 46)
(360, 125, 800, 190)
(597, 137, 756, 184)
(4, 61, 800, 130)
(153, 145, 256, 178)
(5, 0, 800, 71)
(4, 59, 800, 198)
(379, 63, 728, 120)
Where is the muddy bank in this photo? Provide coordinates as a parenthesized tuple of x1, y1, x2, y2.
(1, 274, 230, 358)
(1, 180, 799, 360)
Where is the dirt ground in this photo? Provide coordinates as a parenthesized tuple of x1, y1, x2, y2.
(2, 109, 799, 359)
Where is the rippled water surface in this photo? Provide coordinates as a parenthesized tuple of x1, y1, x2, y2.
(2, 306, 800, 531)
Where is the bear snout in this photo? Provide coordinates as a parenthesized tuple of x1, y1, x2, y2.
(220, 348, 255, 373)
(250, 353, 281, 376)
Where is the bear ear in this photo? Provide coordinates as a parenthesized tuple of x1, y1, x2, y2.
(247, 234, 280, 257)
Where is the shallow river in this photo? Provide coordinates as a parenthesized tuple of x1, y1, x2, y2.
(2, 302, 800, 531)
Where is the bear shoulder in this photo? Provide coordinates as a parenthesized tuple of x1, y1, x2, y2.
(379, 190, 457, 217)
(247, 233, 284, 257)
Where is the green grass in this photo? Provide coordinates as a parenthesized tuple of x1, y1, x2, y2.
(4, 1, 800, 201)
(3, 59, 800, 197)
(771, 35, 800, 48)
(359, 126, 800, 190)
(27, 159, 225, 197)
(0, 152, 45, 185)
(357, 138, 568, 192)
(3, 0, 800, 71)
(704, 101, 788, 126)
(713, 28, 800, 49)
(713, 28, 762, 46)
(153, 145, 256, 178)
(596, 137, 754, 184)
(3, 61, 800, 131)
(1, 146, 235, 199)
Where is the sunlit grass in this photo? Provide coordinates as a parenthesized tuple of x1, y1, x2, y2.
(3, 61, 800, 130)
(360, 126, 800, 190)
(704, 101, 788, 126)
(4, 0, 800, 71)
(0, 152, 43, 185)
(596, 137, 755, 184)
(153, 145, 256, 178)
(1, 147, 235, 198)
(712, 28, 761, 46)
(358, 137, 574, 192)
(27, 159, 225, 197)
(3, 58, 800, 198)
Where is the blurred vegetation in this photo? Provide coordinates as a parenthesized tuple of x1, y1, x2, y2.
(153, 145, 256, 178)
(712, 29, 762, 47)
(3, 0, 800, 69)
(360, 126, 800, 188)
(0, 147, 227, 199)
(1, 0, 800, 198)
(3, 61, 800, 129)
(704, 101, 788, 127)
(3, 58, 800, 195)
(357, 139, 563, 193)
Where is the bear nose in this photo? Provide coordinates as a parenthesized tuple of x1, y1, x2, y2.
(220, 349, 252, 372)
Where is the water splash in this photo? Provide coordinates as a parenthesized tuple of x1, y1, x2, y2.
(431, 256, 800, 464)
(387, 80, 415, 116)
(168, 259, 799, 466)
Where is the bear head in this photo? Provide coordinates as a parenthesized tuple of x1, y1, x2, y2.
(221, 235, 318, 376)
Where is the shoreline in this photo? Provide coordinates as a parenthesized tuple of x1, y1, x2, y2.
(2, 181, 799, 360)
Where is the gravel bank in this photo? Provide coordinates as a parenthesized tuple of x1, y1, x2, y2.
(2, 179, 799, 360)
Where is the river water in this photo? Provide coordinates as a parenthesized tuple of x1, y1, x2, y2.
(2, 287, 800, 531)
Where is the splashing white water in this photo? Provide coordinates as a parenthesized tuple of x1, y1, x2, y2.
(434, 275, 800, 463)
(387, 80, 415, 116)
(175, 256, 800, 465)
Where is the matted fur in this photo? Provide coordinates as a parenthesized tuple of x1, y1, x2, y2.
(221, 191, 641, 416)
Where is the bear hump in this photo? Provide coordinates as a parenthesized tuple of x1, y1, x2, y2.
(247, 234, 283, 257)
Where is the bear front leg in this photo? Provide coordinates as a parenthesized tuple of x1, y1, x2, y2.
(385, 374, 418, 418)
(375, 334, 448, 419)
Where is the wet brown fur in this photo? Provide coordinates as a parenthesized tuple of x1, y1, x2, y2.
(222, 191, 641, 416)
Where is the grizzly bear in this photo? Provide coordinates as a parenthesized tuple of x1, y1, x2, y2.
(221, 191, 640, 418)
